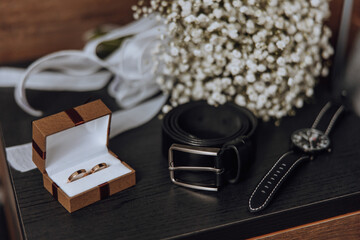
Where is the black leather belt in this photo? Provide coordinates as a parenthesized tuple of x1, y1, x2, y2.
(162, 101, 257, 191)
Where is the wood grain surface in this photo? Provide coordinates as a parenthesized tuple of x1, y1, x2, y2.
(0, 84, 360, 239)
(0, 0, 137, 64)
(251, 211, 360, 240)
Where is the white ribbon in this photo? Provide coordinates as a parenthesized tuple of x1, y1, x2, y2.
(2, 15, 168, 172)
(0, 67, 110, 91)
(14, 15, 167, 116)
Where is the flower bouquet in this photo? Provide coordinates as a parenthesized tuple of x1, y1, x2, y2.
(134, 0, 334, 121)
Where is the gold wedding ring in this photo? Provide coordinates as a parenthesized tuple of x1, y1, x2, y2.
(90, 162, 108, 174)
(67, 169, 87, 183)
(67, 163, 109, 183)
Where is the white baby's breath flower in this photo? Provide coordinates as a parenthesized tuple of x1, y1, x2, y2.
(170, 47, 179, 56)
(257, 64, 266, 72)
(162, 105, 172, 114)
(213, 9, 222, 19)
(207, 22, 221, 32)
(232, 49, 242, 58)
(235, 94, 246, 106)
(204, 43, 213, 52)
(135, 0, 334, 121)
(277, 67, 287, 76)
(276, 40, 286, 50)
(234, 75, 245, 85)
(184, 15, 196, 23)
(246, 72, 256, 83)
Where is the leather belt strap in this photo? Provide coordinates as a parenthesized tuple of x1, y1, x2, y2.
(162, 101, 257, 191)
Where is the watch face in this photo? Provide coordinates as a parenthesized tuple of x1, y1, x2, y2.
(291, 128, 330, 153)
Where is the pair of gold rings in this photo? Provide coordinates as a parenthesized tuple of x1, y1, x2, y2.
(67, 163, 108, 183)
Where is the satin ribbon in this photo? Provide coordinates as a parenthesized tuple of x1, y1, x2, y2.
(2, 15, 169, 172)
(14, 14, 167, 116)
(0, 67, 110, 91)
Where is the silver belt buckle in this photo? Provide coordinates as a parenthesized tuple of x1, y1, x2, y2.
(168, 143, 222, 191)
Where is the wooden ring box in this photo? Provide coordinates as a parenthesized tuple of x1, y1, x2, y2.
(32, 100, 135, 213)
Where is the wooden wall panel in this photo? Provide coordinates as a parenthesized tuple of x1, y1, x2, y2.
(0, 0, 137, 64)
(0, 0, 348, 64)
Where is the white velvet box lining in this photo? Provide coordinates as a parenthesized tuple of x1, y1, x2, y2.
(45, 115, 131, 197)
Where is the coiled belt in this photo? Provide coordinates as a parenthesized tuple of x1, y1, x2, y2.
(162, 101, 257, 191)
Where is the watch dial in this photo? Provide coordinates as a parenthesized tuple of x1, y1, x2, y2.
(291, 128, 330, 153)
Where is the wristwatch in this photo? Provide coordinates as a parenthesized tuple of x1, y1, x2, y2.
(162, 101, 257, 191)
(248, 102, 345, 212)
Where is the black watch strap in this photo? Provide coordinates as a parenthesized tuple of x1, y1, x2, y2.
(312, 102, 345, 134)
(248, 151, 309, 212)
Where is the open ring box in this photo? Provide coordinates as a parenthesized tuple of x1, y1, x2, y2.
(32, 100, 135, 213)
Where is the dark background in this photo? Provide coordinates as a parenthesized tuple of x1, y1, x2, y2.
(1, 0, 360, 239)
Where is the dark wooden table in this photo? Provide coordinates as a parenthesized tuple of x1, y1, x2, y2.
(1, 85, 360, 239)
